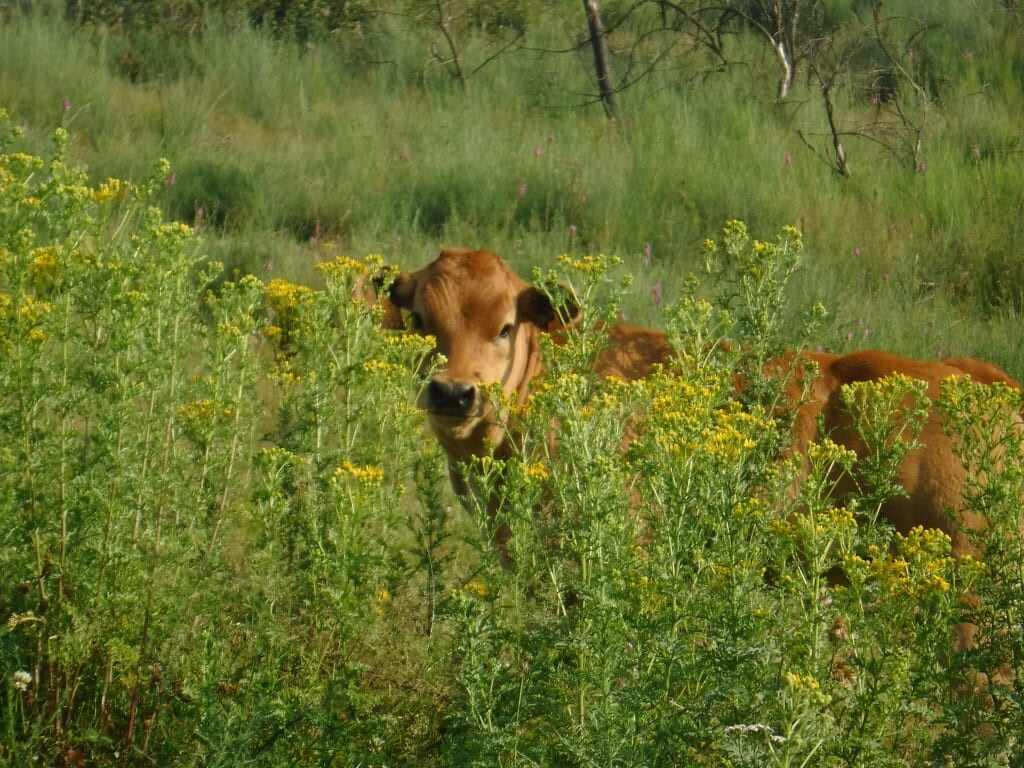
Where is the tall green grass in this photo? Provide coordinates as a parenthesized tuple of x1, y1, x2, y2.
(0, 2, 1021, 373)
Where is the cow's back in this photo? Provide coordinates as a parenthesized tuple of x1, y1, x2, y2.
(814, 351, 996, 555)
(943, 357, 1022, 389)
(595, 324, 674, 381)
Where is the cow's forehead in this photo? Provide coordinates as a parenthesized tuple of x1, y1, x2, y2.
(418, 250, 522, 322)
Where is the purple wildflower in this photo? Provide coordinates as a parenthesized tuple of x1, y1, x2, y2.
(651, 281, 662, 309)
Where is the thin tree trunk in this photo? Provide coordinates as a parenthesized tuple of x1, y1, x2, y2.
(436, 0, 467, 91)
(773, 36, 794, 100)
(583, 0, 617, 119)
(821, 80, 849, 176)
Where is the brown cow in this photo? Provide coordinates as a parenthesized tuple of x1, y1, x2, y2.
(794, 350, 1018, 557)
(942, 357, 1022, 390)
(388, 247, 1019, 561)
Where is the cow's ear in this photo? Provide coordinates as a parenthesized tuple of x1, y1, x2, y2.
(385, 269, 417, 310)
(351, 269, 406, 330)
(519, 283, 581, 332)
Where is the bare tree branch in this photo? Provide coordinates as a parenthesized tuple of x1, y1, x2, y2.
(583, 0, 618, 119)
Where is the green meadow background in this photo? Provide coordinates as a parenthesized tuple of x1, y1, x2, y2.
(2, 2, 1024, 765)
(2, 0, 1022, 369)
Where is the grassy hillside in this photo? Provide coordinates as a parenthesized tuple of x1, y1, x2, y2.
(0, 3, 1022, 372)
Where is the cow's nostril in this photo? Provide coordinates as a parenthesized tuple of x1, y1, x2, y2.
(456, 384, 476, 411)
(426, 380, 477, 416)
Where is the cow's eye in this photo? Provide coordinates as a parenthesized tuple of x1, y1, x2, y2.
(498, 324, 514, 339)
(407, 312, 424, 332)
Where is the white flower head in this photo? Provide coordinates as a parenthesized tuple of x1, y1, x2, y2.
(13, 670, 31, 692)
(724, 722, 786, 745)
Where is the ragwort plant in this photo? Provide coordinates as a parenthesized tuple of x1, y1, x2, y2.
(0, 114, 219, 763)
(197, 255, 441, 765)
(934, 377, 1024, 764)
(441, 223, 1023, 766)
(0, 113, 444, 765)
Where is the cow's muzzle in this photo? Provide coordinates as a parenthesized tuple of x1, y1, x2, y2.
(425, 379, 477, 418)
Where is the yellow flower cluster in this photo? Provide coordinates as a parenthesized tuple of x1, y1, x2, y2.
(899, 525, 952, 559)
(557, 253, 612, 272)
(265, 278, 314, 317)
(805, 440, 858, 468)
(382, 332, 436, 354)
(363, 359, 406, 379)
(526, 372, 590, 412)
(374, 589, 391, 615)
(523, 461, 549, 481)
(780, 224, 802, 241)
(154, 222, 194, 240)
(722, 219, 747, 236)
(647, 376, 720, 415)
(785, 671, 820, 692)
(335, 460, 384, 485)
(866, 554, 911, 594)
(29, 247, 58, 281)
(464, 578, 489, 598)
(315, 254, 370, 279)
(258, 446, 296, 463)
(789, 506, 857, 551)
(0, 151, 44, 171)
(654, 407, 768, 462)
(697, 557, 732, 584)
(178, 399, 217, 422)
(731, 497, 768, 521)
(57, 184, 91, 201)
(842, 529, 955, 596)
(92, 177, 133, 203)
(18, 296, 51, 325)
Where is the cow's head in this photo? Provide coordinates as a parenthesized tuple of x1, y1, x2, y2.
(388, 248, 576, 453)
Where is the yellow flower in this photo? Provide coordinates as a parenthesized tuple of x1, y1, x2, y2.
(265, 278, 314, 317)
(315, 254, 370, 278)
(179, 399, 216, 421)
(92, 177, 132, 203)
(374, 589, 391, 615)
(524, 462, 549, 481)
(18, 296, 51, 324)
(336, 460, 384, 485)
